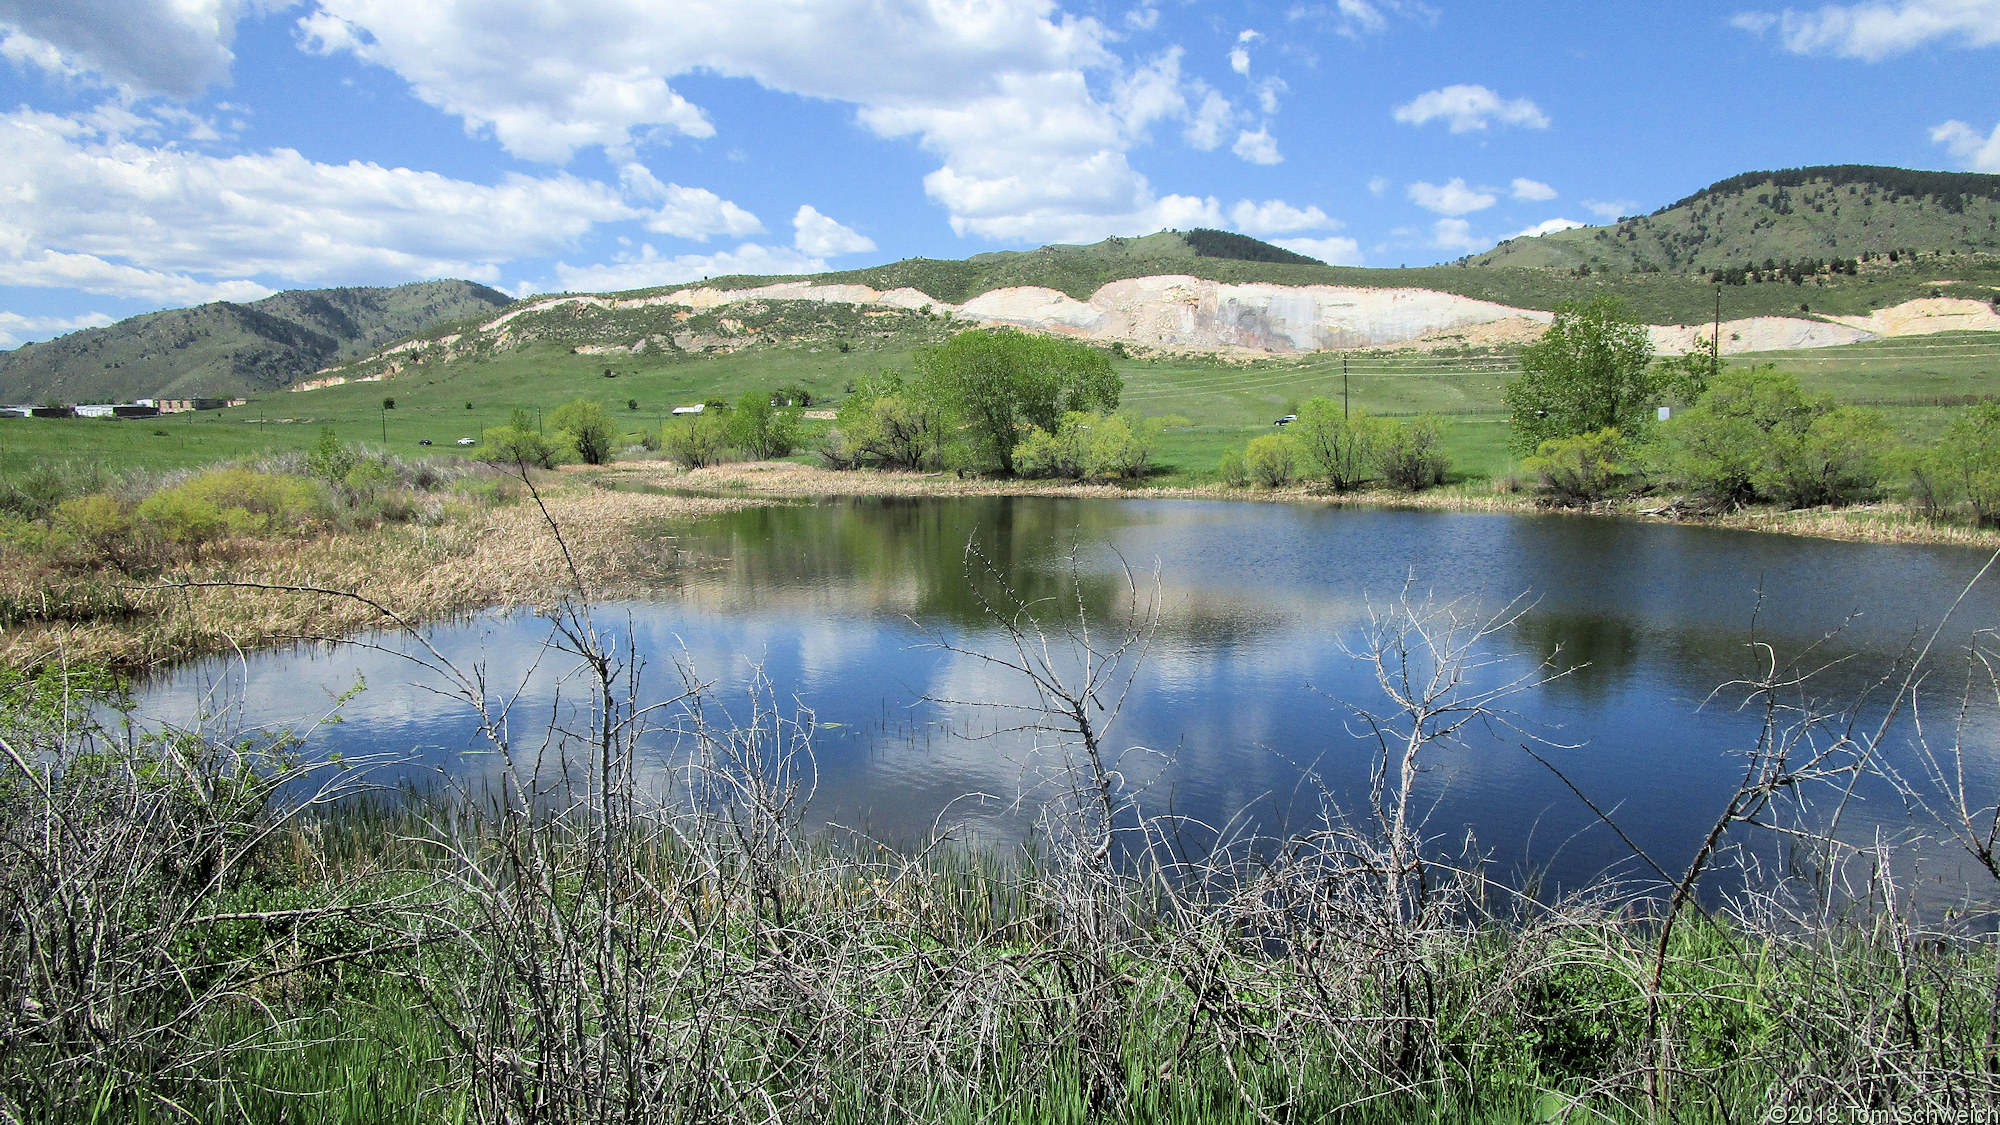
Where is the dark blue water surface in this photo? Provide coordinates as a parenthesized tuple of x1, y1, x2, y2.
(137, 497, 2000, 898)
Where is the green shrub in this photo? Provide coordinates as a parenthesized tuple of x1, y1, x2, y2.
(1523, 428, 1632, 504)
(174, 468, 326, 535)
(1218, 447, 1249, 486)
(1244, 433, 1298, 488)
(306, 427, 357, 484)
(1911, 402, 2000, 524)
(1376, 415, 1451, 490)
(1650, 367, 1889, 509)
(1292, 398, 1382, 491)
(479, 422, 563, 470)
(549, 399, 618, 465)
(662, 413, 731, 469)
(51, 493, 134, 568)
(135, 489, 227, 556)
(727, 391, 802, 459)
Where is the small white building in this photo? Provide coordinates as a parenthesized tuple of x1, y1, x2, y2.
(74, 404, 117, 418)
(671, 404, 706, 416)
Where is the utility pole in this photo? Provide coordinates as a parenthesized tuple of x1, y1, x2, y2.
(1343, 355, 1350, 419)
(380, 405, 387, 444)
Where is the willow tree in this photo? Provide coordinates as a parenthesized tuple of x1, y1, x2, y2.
(1504, 296, 1655, 455)
(916, 329, 1120, 475)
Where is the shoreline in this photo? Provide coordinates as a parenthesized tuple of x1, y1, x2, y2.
(7, 459, 1994, 672)
(615, 459, 2000, 550)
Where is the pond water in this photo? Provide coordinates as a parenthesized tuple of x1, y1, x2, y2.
(138, 496, 2000, 899)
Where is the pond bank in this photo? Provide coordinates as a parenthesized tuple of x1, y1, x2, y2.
(6, 458, 1992, 672)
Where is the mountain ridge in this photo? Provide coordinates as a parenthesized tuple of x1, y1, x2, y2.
(0, 279, 512, 404)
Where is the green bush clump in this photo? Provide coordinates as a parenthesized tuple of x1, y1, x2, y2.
(661, 412, 732, 469)
(1244, 432, 1299, 487)
(548, 399, 618, 465)
(1524, 428, 1632, 504)
(480, 409, 564, 470)
(1012, 411, 1161, 482)
(1909, 401, 2000, 525)
(1650, 367, 1889, 509)
(1376, 415, 1452, 490)
(1292, 398, 1383, 491)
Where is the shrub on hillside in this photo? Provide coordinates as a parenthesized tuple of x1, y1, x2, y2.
(480, 409, 563, 470)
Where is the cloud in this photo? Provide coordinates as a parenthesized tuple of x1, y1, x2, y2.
(0, 0, 256, 97)
(1406, 178, 1497, 216)
(1183, 87, 1236, 150)
(1429, 218, 1487, 253)
(1232, 127, 1282, 164)
(1732, 0, 2000, 60)
(551, 242, 827, 293)
(1230, 199, 1335, 235)
(1510, 177, 1557, 202)
(1392, 84, 1551, 132)
(1506, 217, 1585, 240)
(1229, 48, 1252, 75)
(792, 205, 877, 256)
(1933, 118, 2000, 171)
(1582, 199, 1636, 220)
(0, 309, 118, 350)
(0, 105, 646, 301)
(1287, 0, 1439, 39)
(302, 0, 1229, 245)
(618, 163, 765, 239)
(1273, 236, 1364, 265)
(1124, 5, 1159, 30)
(1367, 175, 1390, 196)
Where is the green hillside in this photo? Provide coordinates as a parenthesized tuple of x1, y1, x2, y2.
(0, 279, 512, 404)
(1466, 165, 2000, 275)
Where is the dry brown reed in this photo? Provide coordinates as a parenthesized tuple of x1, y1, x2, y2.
(0, 481, 755, 672)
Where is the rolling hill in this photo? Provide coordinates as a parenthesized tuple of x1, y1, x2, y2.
(1464, 165, 2000, 275)
(0, 279, 512, 405)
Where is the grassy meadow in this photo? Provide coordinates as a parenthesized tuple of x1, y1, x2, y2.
(8, 326, 1995, 489)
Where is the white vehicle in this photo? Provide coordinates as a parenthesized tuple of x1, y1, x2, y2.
(456, 437, 477, 446)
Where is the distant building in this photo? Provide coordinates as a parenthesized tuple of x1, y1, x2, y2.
(671, 404, 706, 415)
(74, 404, 117, 418)
(158, 397, 245, 412)
(113, 404, 162, 418)
(28, 406, 74, 418)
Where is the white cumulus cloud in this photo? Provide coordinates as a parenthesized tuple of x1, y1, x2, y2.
(0, 309, 118, 350)
(551, 242, 828, 293)
(1406, 178, 1497, 216)
(1933, 119, 2000, 171)
(1510, 177, 1557, 202)
(618, 163, 765, 239)
(792, 205, 877, 256)
(1232, 126, 1282, 164)
(1367, 175, 1390, 196)
(0, 105, 643, 302)
(300, 0, 1229, 245)
(1732, 0, 2000, 60)
(1183, 87, 1236, 150)
(1392, 84, 1551, 132)
(1506, 217, 1585, 240)
(1429, 218, 1488, 253)
(1230, 199, 1336, 235)
(1273, 236, 1364, 265)
(0, 0, 257, 97)
(1288, 0, 1439, 39)
(1582, 199, 1637, 220)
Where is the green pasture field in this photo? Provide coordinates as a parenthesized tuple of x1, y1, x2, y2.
(3, 330, 1995, 483)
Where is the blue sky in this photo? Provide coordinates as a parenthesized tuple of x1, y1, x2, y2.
(0, 0, 1996, 347)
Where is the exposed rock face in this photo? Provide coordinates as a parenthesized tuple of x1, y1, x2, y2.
(353, 280, 2000, 387)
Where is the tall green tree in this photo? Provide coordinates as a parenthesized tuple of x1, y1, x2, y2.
(915, 330, 1120, 475)
(548, 399, 618, 465)
(1505, 296, 1656, 455)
